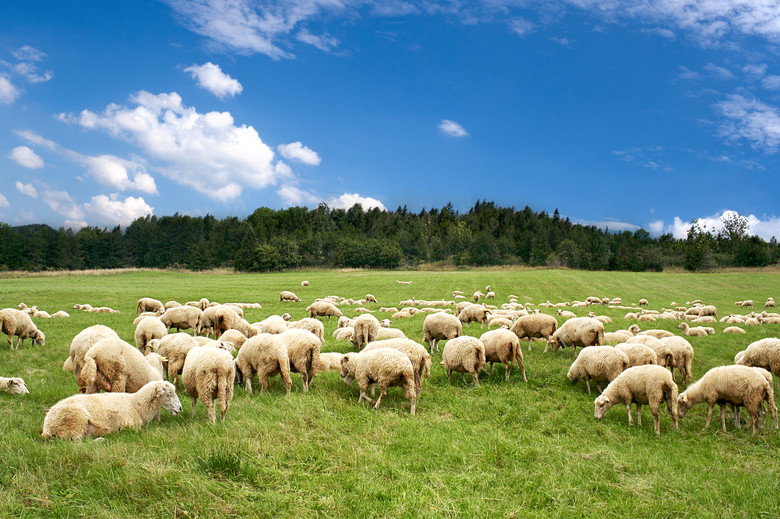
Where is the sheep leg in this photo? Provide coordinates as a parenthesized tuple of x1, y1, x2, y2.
(650, 403, 660, 435)
(585, 378, 592, 394)
(626, 404, 634, 426)
(243, 371, 254, 395)
(358, 388, 376, 405)
(748, 405, 760, 436)
(704, 404, 714, 429)
(504, 363, 511, 381)
(719, 404, 727, 432)
(414, 372, 421, 395)
(519, 361, 527, 383)
(446, 368, 452, 383)
(204, 396, 216, 424)
(733, 406, 741, 428)
(528, 338, 533, 352)
(471, 370, 480, 387)
(667, 397, 679, 431)
(461, 373, 467, 385)
(596, 383, 603, 394)
(373, 385, 387, 409)
(488, 362, 493, 375)
(636, 404, 642, 426)
(191, 396, 198, 418)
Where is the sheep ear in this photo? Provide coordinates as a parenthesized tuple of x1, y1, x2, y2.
(681, 394, 688, 403)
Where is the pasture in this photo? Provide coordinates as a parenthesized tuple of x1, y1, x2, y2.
(0, 268, 779, 518)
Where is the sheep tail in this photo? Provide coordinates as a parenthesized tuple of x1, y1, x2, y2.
(79, 354, 98, 393)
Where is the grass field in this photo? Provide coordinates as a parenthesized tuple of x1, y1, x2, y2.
(0, 268, 779, 518)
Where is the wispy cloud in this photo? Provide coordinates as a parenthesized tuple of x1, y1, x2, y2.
(439, 119, 468, 138)
(715, 94, 780, 153)
(612, 146, 672, 171)
(704, 63, 733, 80)
(184, 62, 243, 99)
(0, 76, 20, 104)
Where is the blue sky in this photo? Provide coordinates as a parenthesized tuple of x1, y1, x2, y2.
(1, 1, 780, 240)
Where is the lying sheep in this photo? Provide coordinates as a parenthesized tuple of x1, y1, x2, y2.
(422, 312, 462, 353)
(136, 297, 164, 315)
(182, 346, 235, 422)
(235, 333, 292, 395)
(440, 336, 486, 386)
(333, 327, 354, 342)
(615, 342, 658, 368)
(287, 317, 325, 342)
(660, 336, 695, 385)
(340, 348, 417, 414)
(594, 364, 679, 435)
(280, 290, 302, 302)
(478, 329, 526, 382)
(159, 306, 202, 335)
(363, 338, 431, 395)
(549, 317, 604, 354)
(352, 314, 380, 350)
(365, 294, 378, 303)
(0, 308, 46, 350)
(376, 327, 406, 340)
(301, 280, 309, 287)
(724, 326, 746, 334)
(315, 352, 345, 375)
(134, 317, 167, 353)
(677, 322, 709, 337)
(41, 381, 182, 440)
(277, 329, 321, 391)
(557, 309, 576, 320)
(567, 346, 629, 394)
(254, 315, 288, 335)
(639, 329, 675, 339)
(677, 365, 778, 435)
(509, 314, 558, 352)
(734, 338, 780, 390)
(80, 338, 166, 394)
(0, 376, 29, 395)
(307, 301, 343, 319)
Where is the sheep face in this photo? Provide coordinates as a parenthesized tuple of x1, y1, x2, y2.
(5, 378, 29, 395)
(340, 355, 355, 385)
(34, 331, 46, 347)
(156, 383, 182, 415)
(566, 370, 576, 382)
(676, 394, 693, 418)
(593, 395, 613, 420)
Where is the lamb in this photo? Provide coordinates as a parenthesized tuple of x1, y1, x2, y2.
(678, 322, 709, 337)
(765, 298, 775, 308)
(134, 317, 168, 353)
(723, 326, 746, 334)
(235, 333, 292, 395)
(615, 342, 658, 368)
(472, 290, 483, 303)
(79, 338, 166, 394)
(625, 335, 675, 368)
(485, 291, 496, 300)
(307, 301, 343, 319)
(458, 304, 492, 328)
(146, 333, 200, 386)
(136, 297, 164, 315)
(509, 314, 558, 352)
(594, 365, 679, 435)
(352, 314, 380, 350)
(734, 338, 780, 390)
(217, 329, 249, 351)
(440, 336, 486, 386)
(567, 346, 629, 393)
(287, 317, 325, 342)
(182, 346, 235, 422)
(677, 365, 778, 435)
(41, 381, 181, 440)
(422, 312, 463, 353)
(340, 348, 417, 414)
(338, 316, 356, 329)
(363, 338, 432, 395)
(315, 352, 345, 374)
(280, 291, 302, 302)
(277, 329, 322, 391)
(660, 336, 695, 385)
(549, 317, 604, 354)
(159, 305, 202, 335)
(0, 377, 29, 395)
(479, 329, 527, 382)
(587, 312, 612, 324)
(0, 308, 46, 350)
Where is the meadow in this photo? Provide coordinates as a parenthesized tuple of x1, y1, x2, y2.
(0, 267, 779, 518)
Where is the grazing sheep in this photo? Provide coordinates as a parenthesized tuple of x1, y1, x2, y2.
(734, 338, 780, 390)
(280, 290, 302, 302)
(678, 322, 709, 337)
(485, 291, 496, 300)
(41, 381, 182, 440)
(254, 315, 288, 335)
(479, 329, 526, 382)
(376, 328, 407, 340)
(287, 317, 325, 342)
(724, 326, 746, 334)
(159, 306, 202, 335)
(315, 352, 345, 375)
(79, 338, 166, 394)
(277, 329, 321, 391)
(473, 290, 483, 303)
(134, 317, 167, 353)
(217, 329, 248, 351)
(164, 300, 182, 310)
(677, 365, 778, 435)
(422, 312, 463, 354)
(440, 336, 486, 386)
(626, 335, 675, 368)
(567, 346, 629, 394)
(235, 333, 292, 395)
(146, 333, 200, 387)
(0, 308, 46, 350)
(182, 346, 235, 423)
(615, 342, 658, 368)
(136, 298, 164, 315)
(340, 348, 417, 414)
(660, 336, 695, 385)
(458, 304, 492, 328)
(549, 317, 604, 354)
(196, 305, 241, 337)
(68, 325, 121, 385)
(133, 312, 160, 326)
(588, 312, 612, 325)
(764, 298, 775, 308)
(509, 314, 558, 352)
(594, 365, 679, 435)
(352, 314, 380, 350)
(307, 301, 344, 319)
(0, 377, 29, 395)
(363, 338, 431, 395)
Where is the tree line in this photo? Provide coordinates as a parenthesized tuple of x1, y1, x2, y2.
(0, 201, 777, 272)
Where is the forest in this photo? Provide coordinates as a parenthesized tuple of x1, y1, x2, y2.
(0, 201, 777, 272)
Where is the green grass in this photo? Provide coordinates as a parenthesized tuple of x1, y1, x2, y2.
(0, 268, 779, 518)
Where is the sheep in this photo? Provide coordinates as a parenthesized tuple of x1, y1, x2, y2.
(301, 280, 309, 286)
(638, 329, 675, 339)
(255, 315, 289, 335)
(659, 336, 695, 385)
(215, 312, 258, 339)
(615, 342, 658, 368)
(315, 352, 345, 374)
(164, 300, 181, 310)
(567, 346, 629, 394)
(472, 290, 483, 303)
(734, 338, 780, 390)
(66, 325, 122, 386)
(638, 298, 649, 306)
(182, 346, 235, 422)
(549, 317, 604, 354)
(277, 329, 321, 391)
(376, 328, 406, 340)
(158, 305, 202, 335)
(588, 312, 612, 324)
(440, 336, 486, 386)
(479, 329, 526, 382)
(79, 338, 166, 394)
(594, 365, 679, 435)
(365, 294, 378, 303)
(307, 301, 343, 319)
(51, 311, 70, 318)
(724, 326, 746, 334)
(678, 322, 709, 337)
(352, 314, 380, 350)
(217, 329, 248, 351)
(146, 333, 200, 386)
(677, 365, 778, 435)
(287, 317, 325, 342)
(458, 304, 492, 328)
(698, 305, 718, 318)
(41, 381, 182, 440)
(557, 309, 577, 320)
(422, 312, 463, 354)
(485, 291, 496, 300)
(0, 308, 45, 350)
(136, 297, 164, 315)
(280, 290, 302, 302)
(509, 314, 558, 352)
(31, 308, 51, 319)
(625, 335, 675, 368)
(235, 333, 292, 395)
(363, 338, 431, 395)
(0, 377, 29, 395)
(340, 348, 417, 414)
(379, 307, 398, 314)
(487, 317, 514, 329)
(765, 298, 775, 308)
(197, 305, 241, 337)
(134, 317, 167, 353)
(333, 327, 354, 342)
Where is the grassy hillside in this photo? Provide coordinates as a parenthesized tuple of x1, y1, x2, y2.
(0, 268, 778, 518)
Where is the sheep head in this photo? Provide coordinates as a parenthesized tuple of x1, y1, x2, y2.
(593, 395, 612, 419)
(5, 378, 28, 395)
(677, 393, 693, 418)
(34, 330, 45, 347)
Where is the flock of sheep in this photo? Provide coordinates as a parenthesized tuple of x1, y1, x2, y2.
(1, 285, 779, 440)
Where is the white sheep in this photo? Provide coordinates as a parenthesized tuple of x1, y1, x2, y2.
(196, 305, 241, 337)
(41, 381, 182, 440)
(159, 305, 202, 335)
(67, 325, 121, 387)
(182, 346, 236, 422)
(625, 335, 675, 368)
(638, 298, 649, 306)
(363, 338, 431, 395)
(287, 317, 325, 341)
(134, 317, 168, 353)
(217, 329, 248, 351)
(351, 314, 380, 350)
(51, 311, 70, 318)
(79, 338, 166, 394)
(340, 348, 417, 414)
(301, 280, 309, 287)
(0, 308, 45, 350)
(638, 329, 674, 339)
(660, 336, 695, 385)
(557, 309, 576, 320)
(307, 301, 343, 319)
(422, 312, 462, 353)
(146, 333, 200, 386)
(734, 338, 780, 390)
(315, 352, 345, 374)
(440, 336, 486, 386)
(594, 365, 679, 435)
(677, 322, 710, 337)
(549, 317, 604, 354)
(457, 304, 492, 328)
(723, 326, 746, 334)
(333, 327, 354, 342)
(0, 377, 29, 395)
(136, 297, 164, 315)
(567, 346, 629, 394)
(235, 333, 292, 395)
(615, 342, 658, 368)
(254, 315, 288, 335)
(280, 290, 302, 302)
(277, 329, 322, 391)
(376, 328, 407, 340)
(365, 294, 378, 303)
(479, 328, 526, 382)
(509, 314, 558, 352)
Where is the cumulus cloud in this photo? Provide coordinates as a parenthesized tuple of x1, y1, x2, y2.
(277, 141, 321, 165)
(42, 189, 86, 227)
(15, 182, 38, 198)
(648, 210, 780, 241)
(9, 146, 44, 169)
(439, 119, 468, 138)
(277, 184, 320, 206)
(184, 62, 243, 98)
(59, 91, 278, 201)
(0, 76, 20, 104)
(81, 155, 158, 194)
(328, 192, 386, 211)
(83, 194, 154, 227)
(715, 94, 780, 153)
(0, 193, 9, 208)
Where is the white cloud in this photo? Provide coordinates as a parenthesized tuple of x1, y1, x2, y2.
(277, 184, 320, 206)
(14, 130, 57, 150)
(277, 141, 321, 165)
(184, 62, 243, 99)
(9, 146, 44, 169)
(81, 155, 158, 194)
(83, 194, 154, 227)
(715, 94, 780, 153)
(0, 76, 20, 104)
(576, 218, 640, 233)
(296, 29, 340, 52)
(678, 66, 701, 81)
(648, 210, 780, 240)
(15, 182, 38, 198)
(0, 193, 9, 208)
(648, 220, 664, 235)
(42, 189, 86, 226)
(12, 45, 46, 62)
(762, 75, 780, 90)
(7, 46, 52, 84)
(743, 63, 767, 78)
(328, 192, 386, 211)
(59, 91, 279, 201)
(439, 119, 469, 138)
(509, 17, 535, 36)
(704, 63, 733, 80)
